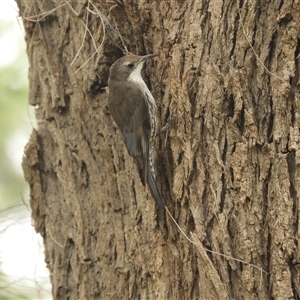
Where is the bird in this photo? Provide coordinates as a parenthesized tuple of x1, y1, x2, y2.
(108, 54, 164, 207)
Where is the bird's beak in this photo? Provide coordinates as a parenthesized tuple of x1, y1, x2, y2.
(139, 54, 157, 63)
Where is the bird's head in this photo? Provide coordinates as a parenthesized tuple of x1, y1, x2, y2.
(109, 54, 157, 83)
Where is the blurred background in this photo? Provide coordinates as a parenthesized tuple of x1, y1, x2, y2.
(0, 1, 51, 299)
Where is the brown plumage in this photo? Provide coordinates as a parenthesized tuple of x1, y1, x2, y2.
(108, 54, 164, 207)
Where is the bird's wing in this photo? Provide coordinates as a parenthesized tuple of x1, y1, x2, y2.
(108, 81, 151, 185)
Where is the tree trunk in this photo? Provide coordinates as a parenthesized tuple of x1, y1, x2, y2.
(19, 0, 300, 299)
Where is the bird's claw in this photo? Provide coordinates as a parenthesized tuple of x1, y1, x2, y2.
(159, 113, 176, 145)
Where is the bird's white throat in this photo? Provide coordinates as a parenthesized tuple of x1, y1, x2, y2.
(127, 61, 155, 106)
(128, 62, 145, 84)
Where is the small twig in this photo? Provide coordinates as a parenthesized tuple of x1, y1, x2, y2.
(237, 0, 283, 82)
(20, 193, 30, 211)
(69, 1, 98, 66)
(74, 0, 106, 73)
(20, 1, 67, 22)
(104, 1, 128, 53)
(165, 206, 268, 274)
(48, 227, 64, 248)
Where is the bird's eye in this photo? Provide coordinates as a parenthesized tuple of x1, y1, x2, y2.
(127, 62, 134, 68)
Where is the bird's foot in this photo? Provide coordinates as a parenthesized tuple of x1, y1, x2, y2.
(158, 112, 176, 145)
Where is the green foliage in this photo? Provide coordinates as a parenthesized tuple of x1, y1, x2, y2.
(0, 5, 51, 300)
(0, 49, 31, 209)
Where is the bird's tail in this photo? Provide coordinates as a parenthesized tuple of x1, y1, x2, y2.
(147, 169, 165, 207)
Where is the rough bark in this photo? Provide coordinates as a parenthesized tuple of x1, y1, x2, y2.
(19, 0, 300, 299)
